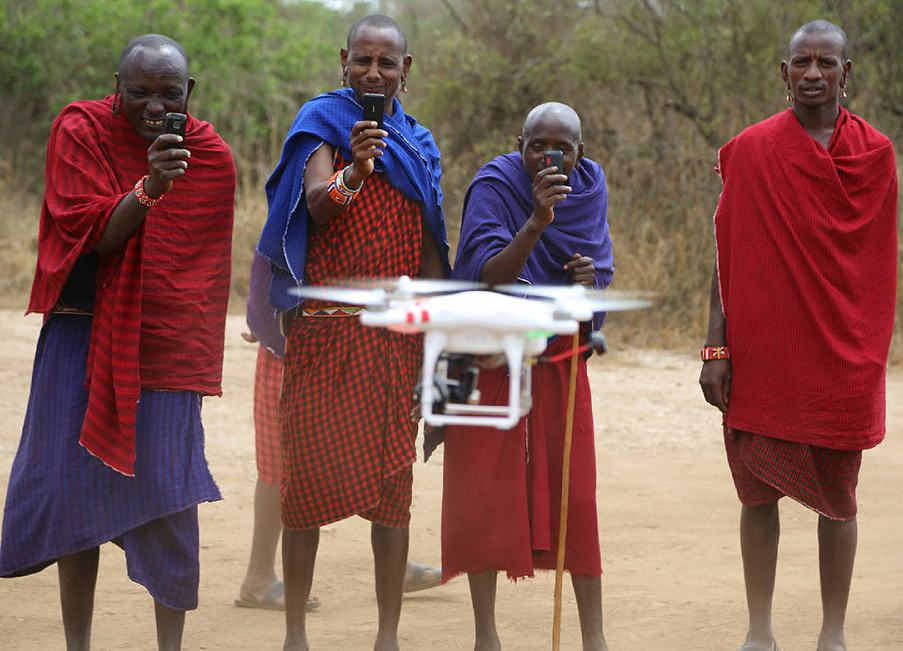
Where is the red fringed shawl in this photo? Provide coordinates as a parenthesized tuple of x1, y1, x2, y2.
(715, 108, 897, 451)
(28, 97, 235, 475)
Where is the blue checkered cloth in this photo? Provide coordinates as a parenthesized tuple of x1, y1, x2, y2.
(0, 314, 222, 610)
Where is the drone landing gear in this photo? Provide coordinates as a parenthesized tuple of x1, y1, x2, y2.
(419, 332, 531, 429)
(414, 353, 481, 416)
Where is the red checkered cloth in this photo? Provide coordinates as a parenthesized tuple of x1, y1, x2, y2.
(279, 158, 422, 531)
(724, 428, 862, 521)
(254, 346, 284, 485)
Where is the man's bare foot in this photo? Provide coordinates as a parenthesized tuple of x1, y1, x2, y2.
(738, 640, 779, 651)
(374, 630, 400, 651)
(474, 633, 501, 650)
(581, 632, 609, 651)
(283, 633, 309, 651)
(816, 630, 847, 651)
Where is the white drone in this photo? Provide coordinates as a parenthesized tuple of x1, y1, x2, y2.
(290, 277, 650, 429)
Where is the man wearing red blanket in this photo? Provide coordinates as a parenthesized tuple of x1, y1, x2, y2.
(699, 20, 897, 651)
(0, 35, 234, 649)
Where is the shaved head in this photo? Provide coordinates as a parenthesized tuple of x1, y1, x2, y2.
(522, 102, 582, 141)
(347, 14, 407, 53)
(790, 20, 848, 59)
(119, 34, 189, 77)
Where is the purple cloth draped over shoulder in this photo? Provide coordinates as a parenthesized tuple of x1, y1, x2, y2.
(452, 152, 614, 326)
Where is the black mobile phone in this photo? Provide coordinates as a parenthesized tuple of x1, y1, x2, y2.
(163, 112, 187, 149)
(543, 150, 565, 175)
(362, 93, 385, 130)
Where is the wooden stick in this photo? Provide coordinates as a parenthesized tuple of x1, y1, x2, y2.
(551, 332, 581, 650)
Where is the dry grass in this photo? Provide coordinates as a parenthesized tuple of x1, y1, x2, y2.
(0, 164, 40, 310)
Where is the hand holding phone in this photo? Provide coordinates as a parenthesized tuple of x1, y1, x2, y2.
(542, 150, 565, 175)
(362, 94, 385, 131)
(163, 112, 187, 150)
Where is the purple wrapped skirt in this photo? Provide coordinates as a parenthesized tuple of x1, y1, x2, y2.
(0, 314, 222, 610)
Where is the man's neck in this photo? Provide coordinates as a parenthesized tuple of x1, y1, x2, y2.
(792, 102, 840, 146)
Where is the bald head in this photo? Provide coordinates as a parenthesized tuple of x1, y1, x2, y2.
(790, 20, 848, 59)
(347, 14, 407, 53)
(522, 102, 582, 142)
(518, 102, 584, 180)
(119, 34, 189, 78)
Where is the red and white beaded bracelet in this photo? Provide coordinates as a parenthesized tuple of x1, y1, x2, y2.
(700, 346, 730, 361)
(134, 175, 162, 208)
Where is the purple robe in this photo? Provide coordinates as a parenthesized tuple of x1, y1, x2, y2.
(246, 251, 285, 358)
(452, 152, 613, 300)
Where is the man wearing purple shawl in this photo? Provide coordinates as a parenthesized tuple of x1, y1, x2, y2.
(442, 103, 613, 651)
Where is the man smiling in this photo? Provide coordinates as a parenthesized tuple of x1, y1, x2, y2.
(0, 34, 234, 650)
(700, 20, 897, 651)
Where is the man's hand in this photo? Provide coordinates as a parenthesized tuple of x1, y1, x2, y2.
(240, 331, 258, 344)
(531, 166, 571, 225)
(144, 134, 190, 198)
(699, 359, 731, 413)
(564, 253, 594, 287)
(347, 120, 387, 187)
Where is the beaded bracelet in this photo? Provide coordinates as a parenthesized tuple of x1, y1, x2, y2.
(134, 175, 162, 208)
(700, 345, 730, 361)
(326, 167, 362, 206)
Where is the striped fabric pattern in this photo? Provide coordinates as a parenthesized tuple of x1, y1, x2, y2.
(0, 315, 221, 609)
(28, 96, 235, 475)
(714, 108, 897, 452)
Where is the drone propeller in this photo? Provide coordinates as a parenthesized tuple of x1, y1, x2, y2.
(342, 275, 486, 296)
(287, 285, 388, 306)
(494, 284, 654, 312)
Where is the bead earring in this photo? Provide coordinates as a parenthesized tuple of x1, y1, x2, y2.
(341, 68, 348, 87)
(111, 92, 121, 115)
(401, 76, 408, 93)
(785, 86, 793, 103)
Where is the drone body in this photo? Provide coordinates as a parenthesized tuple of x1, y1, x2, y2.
(291, 278, 650, 429)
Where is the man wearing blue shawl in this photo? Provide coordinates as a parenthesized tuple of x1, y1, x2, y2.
(255, 14, 448, 651)
(442, 103, 613, 651)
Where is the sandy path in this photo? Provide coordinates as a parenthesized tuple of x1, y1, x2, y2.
(0, 311, 900, 650)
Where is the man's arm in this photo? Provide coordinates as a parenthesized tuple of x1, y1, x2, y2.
(304, 121, 386, 226)
(479, 167, 570, 285)
(95, 133, 189, 254)
(699, 262, 731, 412)
(419, 222, 444, 279)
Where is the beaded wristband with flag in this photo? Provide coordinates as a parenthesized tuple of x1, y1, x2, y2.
(700, 345, 730, 361)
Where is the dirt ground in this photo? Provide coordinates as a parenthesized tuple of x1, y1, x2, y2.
(0, 310, 900, 650)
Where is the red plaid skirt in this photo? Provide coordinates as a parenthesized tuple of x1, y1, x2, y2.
(279, 164, 423, 531)
(253, 346, 283, 485)
(724, 428, 862, 521)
